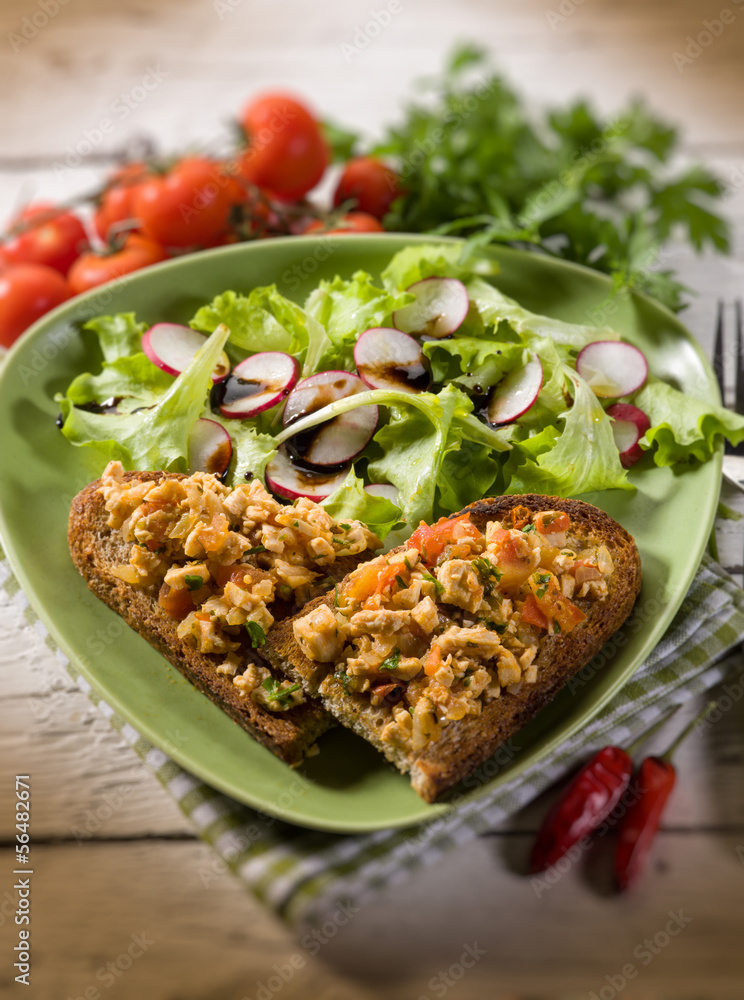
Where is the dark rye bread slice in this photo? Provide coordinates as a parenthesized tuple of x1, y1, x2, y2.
(263, 494, 642, 799)
(68, 470, 371, 766)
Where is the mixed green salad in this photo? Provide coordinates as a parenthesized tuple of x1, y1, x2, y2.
(56, 243, 744, 538)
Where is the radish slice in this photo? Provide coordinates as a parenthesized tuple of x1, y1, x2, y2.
(215, 352, 299, 419)
(576, 341, 648, 398)
(283, 371, 378, 467)
(393, 277, 469, 339)
(187, 418, 233, 479)
(364, 483, 401, 504)
(606, 403, 651, 469)
(354, 327, 430, 393)
(266, 447, 350, 501)
(486, 355, 543, 425)
(143, 323, 230, 383)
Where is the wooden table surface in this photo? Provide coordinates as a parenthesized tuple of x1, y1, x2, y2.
(2, 1, 744, 997)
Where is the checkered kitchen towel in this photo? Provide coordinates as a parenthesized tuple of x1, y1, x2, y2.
(2, 543, 743, 928)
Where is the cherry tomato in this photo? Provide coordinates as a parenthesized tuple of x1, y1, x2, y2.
(2, 203, 89, 276)
(333, 157, 400, 220)
(67, 234, 166, 294)
(133, 158, 233, 249)
(94, 185, 141, 243)
(94, 162, 152, 242)
(0, 264, 70, 348)
(303, 211, 384, 235)
(237, 93, 327, 202)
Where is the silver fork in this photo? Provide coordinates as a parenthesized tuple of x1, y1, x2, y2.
(714, 300, 744, 490)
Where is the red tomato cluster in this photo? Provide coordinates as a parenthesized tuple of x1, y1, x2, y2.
(0, 92, 402, 350)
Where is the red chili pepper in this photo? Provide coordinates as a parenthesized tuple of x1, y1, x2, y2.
(530, 746, 633, 873)
(614, 702, 716, 892)
(530, 711, 679, 874)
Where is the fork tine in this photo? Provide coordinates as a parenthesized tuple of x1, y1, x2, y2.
(714, 299, 725, 403)
(736, 300, 744, 416)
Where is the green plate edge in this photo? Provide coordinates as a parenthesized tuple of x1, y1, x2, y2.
(0, 234, 721, 833)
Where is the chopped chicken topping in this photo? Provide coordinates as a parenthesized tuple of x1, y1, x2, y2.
(100, 461, 381, 710)
(293, 507, 613, 751)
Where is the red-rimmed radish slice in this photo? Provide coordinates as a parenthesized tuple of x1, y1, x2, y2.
(187, 418, 233, 479)
(576, 341, 648, 398)
(486, 355, 543, 425)
(283, 370, 378, 467)
(392, 277, 469, 339)
(606, 403, 651, 469)
(216, 352, 299, 419)
(354, 327, 430, 393)
(266, 447, 350, 501)
(143, 323, 230, 383)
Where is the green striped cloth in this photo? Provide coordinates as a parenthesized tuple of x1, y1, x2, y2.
(2, 544, 743, 928)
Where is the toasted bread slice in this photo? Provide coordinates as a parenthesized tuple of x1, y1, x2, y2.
(263, 494, 642, 798)
(68, 470, 376, 766)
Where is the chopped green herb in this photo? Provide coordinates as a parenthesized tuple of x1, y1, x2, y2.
(403, 556, 413, 572)
(334, 539, 352, 548)
(339, 523, 352, 530)
(245, 621, 267, 647)
(395, 575, 407, 590)
(333, 670, 353, 695)
(261, 677, 301, 705)
(472, 557, 503, 596)
(553, 621, 562, 634)
(293, 520, 299, 528)
(422, 570, 444, 596)
(522, 523, 536, 534)
(380, 648, 401, 672)
(479, 618, 507, 634)
(534, 572, 551, 599)
(334, 584, 340, 607)
(245, 544, 266, 555)
(184, 574, 204, 592)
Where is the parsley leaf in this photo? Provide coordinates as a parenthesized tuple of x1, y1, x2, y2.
(245, 622, 267, 647)
(184, 574, 204, 592)
(380, 648, 401, 671)
(261, 677, 301, 705)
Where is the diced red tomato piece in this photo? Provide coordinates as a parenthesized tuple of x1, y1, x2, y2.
(341, 558, 387, 602)
(212, 564, 250, 589)
(521, 593, 549, 630)
(527, 571, 586, 634)
(509, 506, 533, 530)
(424, 643, 443, 677)
(158, 584, 195, 620)
(534, 510, 570, 535)
(410, 514, 482, 566)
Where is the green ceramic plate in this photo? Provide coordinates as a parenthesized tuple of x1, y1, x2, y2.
(0, 234, 720, 833)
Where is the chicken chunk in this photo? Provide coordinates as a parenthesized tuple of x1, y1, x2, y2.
(436, 559, 484, 614)
(293, 603, 344, 662)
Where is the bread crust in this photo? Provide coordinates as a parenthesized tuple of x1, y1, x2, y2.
(263, 494, 642, 799)
(68, 471, 335, 766)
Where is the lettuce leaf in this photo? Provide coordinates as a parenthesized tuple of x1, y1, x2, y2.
(504, 365, 631, 495)
(423, 336, 523, 387)
(304, 271, 408, 370)
(64, 353, 174, 412)
(466, 276, 618, 350)
(229, 422, 278, 483)
(191, 287, 331, 375)
(58, 324, 231, 471)
(381, 243, 474, 290)
(636, 379, 744, 465)
(84, 313, 146, 363)
(322, 470, 403, 540)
